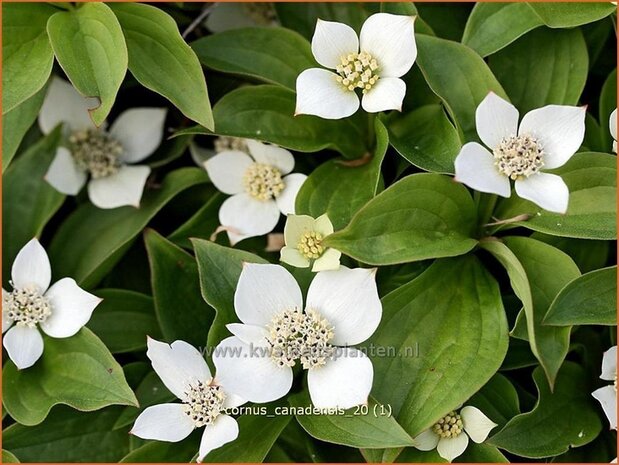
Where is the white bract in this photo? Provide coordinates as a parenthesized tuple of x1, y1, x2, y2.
(414, 406, 498, 462)
(204, 139, 307, 245)
(295, 13, 416, 119)
(454, 92, 586, 214)
(280, 214, 341, 272)
(213, 263, 382, 409)
(609, 108, 617, 153)
(592, 345, 617, 430)
(39, 77, 167, 209)
(131, 338, 247, 462)
(2, 239, 101, 369)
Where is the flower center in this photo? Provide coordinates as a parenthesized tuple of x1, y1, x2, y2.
(297, 231, 325, 259)
(432, 411, 464, 439)
(335, 51, 380, 94)
(267, 308, 335, 369)
(214, 136, 249, 154)
(69, 128, 123, 179)
(182, 381, 226, 428)
(493, 134, 544, 180)
(3, 287, 52, 327)
(243, 163, 285, 200)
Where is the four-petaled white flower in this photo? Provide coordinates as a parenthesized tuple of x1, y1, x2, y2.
(212, 263, 381, 409)
(204, 139, 307, 245)
(2, 239, 101, 369)
(414, 406, 498, 462)
(454, 92, 586, 214)
(280, 214, 341, 272)
(609, 108, 617, 153)
(39, 77, 167, 209)
(592, 345, 617, 430)
(295, 13, 416, 119)
(131, 337, 247, 462)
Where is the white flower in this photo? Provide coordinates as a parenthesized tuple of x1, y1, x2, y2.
(212, 263, 382, 409)
(592, 345, 617, 430)
(204, 139, 307, 245)
(280, 214, 341, 271)
(414, 406, 498, 462)
(205, 2, 277, 33)
(39, 77, 167, 209)
(2, 239, 101, 369)
(131, 337, 247, 462)
(295, 13, 416, 119)
(454, 92, 586, 214)
(609, 108, 617, 153)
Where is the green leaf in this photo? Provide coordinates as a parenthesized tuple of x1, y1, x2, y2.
(48, 167, 209, 288)
(325, 174, 478, 265)
(386, 104, 461, 173)
(489, 27, 588, 114)
(415, 33, 507, 141)
(488, 362, 602, 458)
(203, 413, 291, 462)
(3, 406, 131, 462)
(371, 255, 509, 437)
(2, 450, 20, 463)
(145, 229, 215, 347)
(2, 127, 64, 289)
(86, 289, 161, 354)
(192, 27, 315, 90)
(2, 3, 55, 112)
(526, 2, 616, 28)
(109, 3, 214, 130)
(295, 117, 387, 229)
(2, 82, 47, 171)
(495, 152, 617, 239)
(531, 233, 609, 273)
(3, 328, 138, 426)
(544, 266, 617, 326)
(120, 432, 201, 462)
(461, 3, 543, 57)
(289, 392, 414, 449)
(192, 239, 267, 348)
(174, 85, 368, 159)
(500, 237, 580, 386)
(47, 3, 127, 126)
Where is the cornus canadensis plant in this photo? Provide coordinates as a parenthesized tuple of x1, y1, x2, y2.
(131, 338, 247, 462)
(2, 239, 101, 369)
(213, 263, 381, 409)
(280, 214, 341, 271)
(1, 2, 616, 463)
(454, 92, 586, 214)
(204, 139, 307, 244)
(295, 13, 417, 119)
(40, 77, 166, 209)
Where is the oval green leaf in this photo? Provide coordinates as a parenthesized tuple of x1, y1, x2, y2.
(192, 27, 316, 90)
(47, 3, 128, 126)
(527, 2, 616, 28)
(325, 173, 478, 265)
(370, 255, 509, 437)
(2, 3, 55, 113)
(109, 3, 214, 130)
(543, 266, 617, 326)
